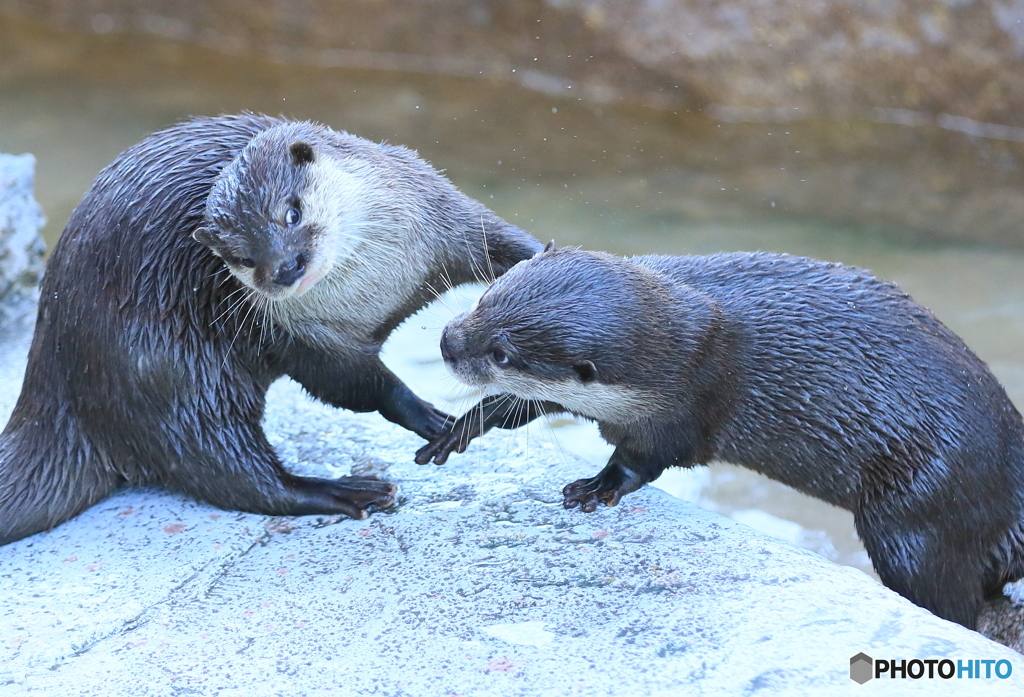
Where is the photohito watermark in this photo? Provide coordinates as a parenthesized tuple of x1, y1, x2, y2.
(849, 652, 1013, 684)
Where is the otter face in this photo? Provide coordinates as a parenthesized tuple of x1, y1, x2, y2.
(439, 248, 655, 422)
(198, 127, 372, 301)
(195, 195, 316, 300)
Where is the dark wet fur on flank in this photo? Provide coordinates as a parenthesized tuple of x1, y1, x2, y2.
(0, 113, 541, 545)
(422, 247, 1024, 629)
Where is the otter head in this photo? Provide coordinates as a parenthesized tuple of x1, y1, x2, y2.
(197, 122, 371, 301)
(439, 246, 662, 421)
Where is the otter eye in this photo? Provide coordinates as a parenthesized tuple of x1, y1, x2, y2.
(572, 360, 597, 383)
(226, 255, 257, 269)
(284, 207, 301, 227)
(490, 348, 510, 367)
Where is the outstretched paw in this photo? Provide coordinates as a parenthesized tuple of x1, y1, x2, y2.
(413, 395, 555, 465)
(421, 406, 457, 440)
(415, 423, 474, 465)
(404, 405, 456, 441)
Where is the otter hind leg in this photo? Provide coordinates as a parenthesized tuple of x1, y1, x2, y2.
(855, 503, 986, 628)
(982, 518, 1024, 599)
(0, 429, 120, 546)
(166, 428, 395, 521)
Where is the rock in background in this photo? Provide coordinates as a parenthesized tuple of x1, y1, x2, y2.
(2, 0, 1024, 125)
(3, 1, 1024, 246)
(0, 153, 45, 327)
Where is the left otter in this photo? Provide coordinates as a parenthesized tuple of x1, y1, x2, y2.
(0, 113, 542, 545)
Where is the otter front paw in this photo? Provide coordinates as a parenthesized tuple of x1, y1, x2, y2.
(562, 462, 645, 513)
(376, 383, 455, 441)
(562, 477, 625, 512)
(293, 475, 397, 520)
(414, 420, 477, 465)
(421, 406, 457, 440)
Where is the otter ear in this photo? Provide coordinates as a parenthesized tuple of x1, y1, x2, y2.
(289, 141, 315, 165)
(543, 240, 557, 253)
(192, 228, 219, 248)
(572, 360, 597, 383)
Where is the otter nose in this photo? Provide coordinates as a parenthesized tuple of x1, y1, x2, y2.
(439, 327, 455, 362)
(273, 253, 307, 287)
(440, 319, 470, 363)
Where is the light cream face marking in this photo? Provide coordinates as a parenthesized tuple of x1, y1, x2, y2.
(449, 360, 655, 423)
(229, 155, 375, 303)
(260, 153, 442, 348)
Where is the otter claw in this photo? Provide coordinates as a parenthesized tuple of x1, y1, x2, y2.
(414, 410, 482, 465)
(414, 431, 465, 465)
(562, 477, 624, 512)
(332, 475, 397, 509)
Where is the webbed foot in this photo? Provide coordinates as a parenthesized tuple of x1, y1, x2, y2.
(562, 462, 646, 513)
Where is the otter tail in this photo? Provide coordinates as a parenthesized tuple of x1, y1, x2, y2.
(985, 442, 1024, 596)
(990, 517, 1024, 594)
(0, 415, 118, 546)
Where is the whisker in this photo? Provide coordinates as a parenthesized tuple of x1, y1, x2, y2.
(495, 393, 520, 429)
(504, 396, 526, 455)
(423, 281, 445, 302)
(245, 290, 263, 343)
(438, 264, 464, 315)
(256, 296, 272, 354)
(218, 284, 249, 307)
(468, 398, 485, 453)
(479, 214, 497, 285)
(223, 291, 259, 369)
(542, 416, 574, 470)
(454, 225, 486, 287)
(424, 282, 459, 319)
(477, 396, 486, 449)
(211, 286, 253, 331)
(443, 386, 478, 423)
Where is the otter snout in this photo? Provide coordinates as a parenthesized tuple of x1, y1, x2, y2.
(439, 314, 495, 388)
(273, 253, 308, 287)
(439, 315, 468, 364)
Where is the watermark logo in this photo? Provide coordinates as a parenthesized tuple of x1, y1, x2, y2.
(849, 653, 873, 684)
(849, 652, 1013, 683)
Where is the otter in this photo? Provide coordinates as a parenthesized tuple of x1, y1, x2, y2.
(417, 246, 1024, 629)
(0, 113, 542, 545)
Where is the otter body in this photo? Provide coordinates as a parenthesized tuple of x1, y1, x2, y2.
(0, 113, 541, 545)
(420, 247, 1024, 628)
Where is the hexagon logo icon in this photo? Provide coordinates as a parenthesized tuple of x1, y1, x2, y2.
(850, 652, 873, 684)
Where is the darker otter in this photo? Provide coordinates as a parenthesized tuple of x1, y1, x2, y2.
(418, 246, 1024, 629)
(0, 113, 542, 545)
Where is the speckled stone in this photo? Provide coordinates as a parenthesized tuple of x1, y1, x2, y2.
(0, 314, 1020, 695)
